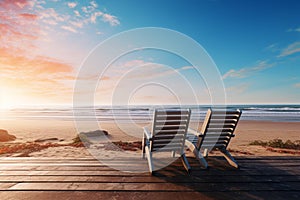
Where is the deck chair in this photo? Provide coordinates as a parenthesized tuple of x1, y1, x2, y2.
(186, 108, 242, 168)
(142, 109, 191, 174)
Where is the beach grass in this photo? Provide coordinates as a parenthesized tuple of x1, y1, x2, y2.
(249, 139, 300, 150)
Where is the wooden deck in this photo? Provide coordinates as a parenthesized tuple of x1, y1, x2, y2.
(0, 156, 299, 199)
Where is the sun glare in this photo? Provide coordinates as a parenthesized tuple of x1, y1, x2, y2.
(0, 89, 18, 110)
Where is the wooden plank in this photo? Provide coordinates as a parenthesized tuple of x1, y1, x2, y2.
(0, 156, 299, 200)
(7, 182, 194, 191)
(0, 191, 236, 200)
(6, 181, 300, 191)
(0, 183, 18, 190)
(0, 191, 299, 200)
(0, 174, 299, 183)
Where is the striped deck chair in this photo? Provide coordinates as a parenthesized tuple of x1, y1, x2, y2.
(186, 108, 242, 168)
(142, 109, 191, 174)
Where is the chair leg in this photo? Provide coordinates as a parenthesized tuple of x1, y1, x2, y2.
(181, 154, 191, 173)
(220, 149, 239, 168)
(185, 140, 208, 169)
(196, 151, 208, 169)
(145, 147, 154, 173)
(142, 136, 146, 159)
(203, 148, 208, 158)
(171, 151, 176, 157)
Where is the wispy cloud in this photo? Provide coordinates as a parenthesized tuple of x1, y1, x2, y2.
(278, 41, 300, 57)
(93, 60, 198, 104)
(90, 1, 98, 8)
(4, 0, 121, 37)
(0, 0, 32, 10)
(0, 45, 75, 100)
(90, 11, 103, 23)
(294, 83, 300, 88)
(69, 20, 83, 28)
(61, 25, 77, 33)
(287, 27, 300, 32)
(67, 2, 77, 9)
(222, 60, 274, 79)
(0, 0, 121, 105)
(264, 43, 280, 53)
(103, 60, 194, 82)
(0, 1, 40, 51)
(226, 83, 250, 94)
(0, 48, 73, 75)
(74, 10, 80, 17)
(102, 14, 120, 26)
(19, 13, 39, 20)
(40, 8, 67, 22)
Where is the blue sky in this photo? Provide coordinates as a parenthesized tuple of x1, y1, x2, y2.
(0, 0, 300, 107)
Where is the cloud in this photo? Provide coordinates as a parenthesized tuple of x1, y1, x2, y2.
(74, 10, 80, 17)
(294, 83, 300, 88)
(67, 2, 77, 8)
(0, 3, 40, 50)
(0, 48, 73, 75)
(69, 20, 83, 28)
(121, 59, 148, 68)
(0, 47, 74, 104)
(90, 1, 98, 8)
(0, 0, 122, 105)
(42, 19, 58, 25)
(90, 11, 103, 23)
(19, 13, 39, 20)
(61, 25, 77, 33)
(222, 60, 274, 79)
(278, 42, 300, 57)
(226, 83, 250, 94)
(39, 8, 67, 22)
(264, 43, 280, 53)
(111, 60, 195, 81)
(81, 6, 89, 13)
(90, 60, 194, 85)
(102, 13, 120, 26)
(180, 66, 194, 70)
(0, 0, 31, 9)
(287, 27, 300, 32)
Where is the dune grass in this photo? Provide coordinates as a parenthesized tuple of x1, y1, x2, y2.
(249, 139, 300, 150)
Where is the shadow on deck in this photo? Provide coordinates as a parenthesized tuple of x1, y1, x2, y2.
(0, 156, 299, 199)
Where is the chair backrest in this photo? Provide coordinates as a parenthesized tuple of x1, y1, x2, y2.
(197, 108, 242, 150)
(150, 109, 191, 153)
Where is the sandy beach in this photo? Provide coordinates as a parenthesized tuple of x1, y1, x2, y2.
(0, 119, 299, 158)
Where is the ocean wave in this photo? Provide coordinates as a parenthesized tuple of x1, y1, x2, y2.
(2, 105, 300, 122)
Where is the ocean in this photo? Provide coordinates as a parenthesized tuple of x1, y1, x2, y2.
(1, 105, 300, 123)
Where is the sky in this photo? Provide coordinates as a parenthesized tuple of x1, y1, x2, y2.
(0, 0, 300, 108)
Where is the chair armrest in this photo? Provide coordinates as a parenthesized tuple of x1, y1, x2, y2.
(143, 127, 152, 140)
(188, 128, 204, 137)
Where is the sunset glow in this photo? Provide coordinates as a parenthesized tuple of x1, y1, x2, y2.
(0, 0, 300, 107)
